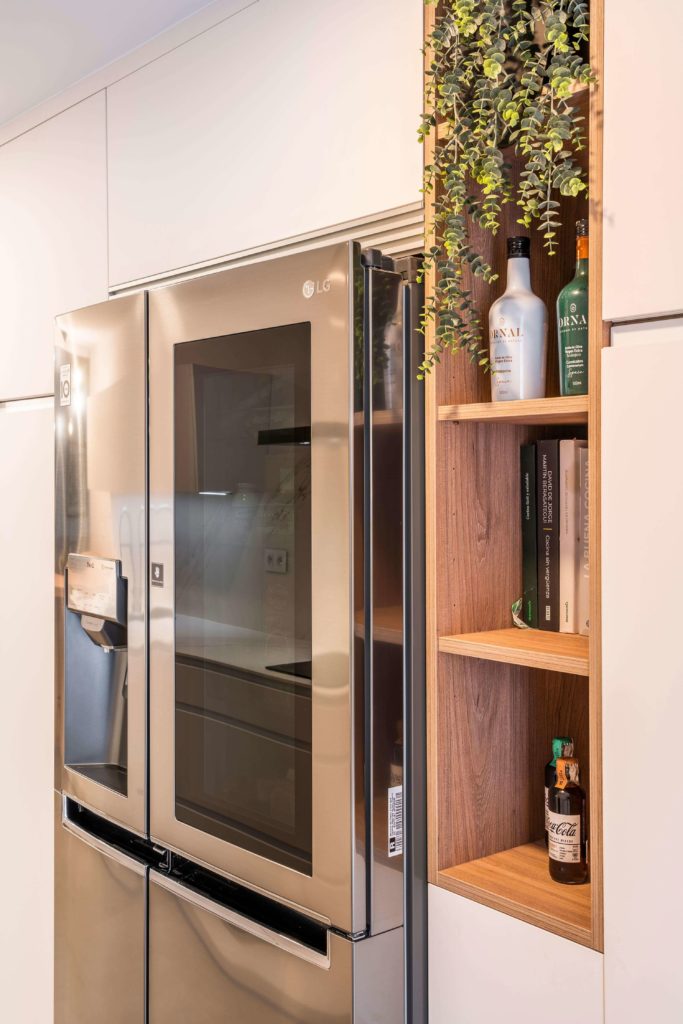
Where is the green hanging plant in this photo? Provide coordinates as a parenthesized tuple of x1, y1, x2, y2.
(418, 0, 594, 379)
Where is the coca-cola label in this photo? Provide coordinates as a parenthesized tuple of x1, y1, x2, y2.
(548, 809, 581, 863)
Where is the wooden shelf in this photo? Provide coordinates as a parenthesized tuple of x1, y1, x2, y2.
(353, 409, 401, 427)
(438, 395, 589, 426)
(424, 2, 603, 952)
(438, 842, 592, 947)
(438, 628, 589, 677)
(354, 606, 402, 645)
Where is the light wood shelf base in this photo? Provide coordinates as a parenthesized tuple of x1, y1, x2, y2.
(438, 842, 592, 947)
(438, 395, 589, 426)
(354, 606, 402, 645)
(438, 628, 589, 677)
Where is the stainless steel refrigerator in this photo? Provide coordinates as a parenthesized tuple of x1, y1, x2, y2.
(54, 242, 426, 1023)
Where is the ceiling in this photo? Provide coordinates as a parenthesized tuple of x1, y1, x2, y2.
(0, 0, 218, 126)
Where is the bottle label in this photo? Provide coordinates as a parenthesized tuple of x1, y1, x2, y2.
(558, 301, 588, 394)
(548, 809, 582, 863)
(490, 324, 523, 400)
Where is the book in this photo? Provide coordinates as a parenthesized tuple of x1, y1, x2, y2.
(559, 439, 587, 633)
(578, 446, 590, 635)
(520, 443, 538, 627)
(536, 440, 560, 631)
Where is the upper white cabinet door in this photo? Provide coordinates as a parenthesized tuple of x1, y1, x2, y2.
(106, 0, 423, 286)
(0, 94, 108, 401)
(429, 886, 604, 1024)
(0, 398, 54, 1023)
(602, 334, 683, 1023)
(603, 1, 683, 320)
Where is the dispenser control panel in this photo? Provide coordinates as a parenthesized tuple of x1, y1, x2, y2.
(66, 555, 126, 625)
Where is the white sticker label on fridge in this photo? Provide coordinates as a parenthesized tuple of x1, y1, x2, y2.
(388, 785, 403, 858)
(59, 364, 71, 407)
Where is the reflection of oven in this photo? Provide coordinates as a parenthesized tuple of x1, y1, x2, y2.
(54, 243, 426, 1024)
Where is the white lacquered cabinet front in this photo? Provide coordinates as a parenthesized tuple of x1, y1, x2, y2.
(0, 94, 108, 401)
(428, 886, 604, 1024)
(602, 336, 683, 1023)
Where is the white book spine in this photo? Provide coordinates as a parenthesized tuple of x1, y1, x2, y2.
(578, 446, 590, 635)
(559, 440, 585, 633)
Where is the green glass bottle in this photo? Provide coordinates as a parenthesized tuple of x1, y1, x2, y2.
(557, 220, 589, 396)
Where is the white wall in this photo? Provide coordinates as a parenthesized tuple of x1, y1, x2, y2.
(106, 0, 423, 285)
(0, 93, 108, 401)
(0, 398, 54, 1023)
(429, 886, 604, 1024)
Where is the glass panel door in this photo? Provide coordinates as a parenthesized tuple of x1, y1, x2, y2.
(173, 324, 312, 874)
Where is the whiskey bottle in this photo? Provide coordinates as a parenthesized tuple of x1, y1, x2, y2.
(544, 736, 574, 846)
(489, 236, 548, 402)
(548, 757, 588, 884)
(557, 219, 589, 396)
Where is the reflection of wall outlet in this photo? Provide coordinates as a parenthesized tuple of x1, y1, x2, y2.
(265, 548, 288, 574)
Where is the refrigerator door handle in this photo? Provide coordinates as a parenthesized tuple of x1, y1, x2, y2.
(61, 800, 146, 878)
(150, 870, 331, 969)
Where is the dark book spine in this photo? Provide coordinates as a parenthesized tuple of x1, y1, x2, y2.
(520, 443, 538, 627)
(536, 440, 560, 631)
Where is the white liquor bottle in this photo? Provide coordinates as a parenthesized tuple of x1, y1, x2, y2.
(489, 237, 548, 402)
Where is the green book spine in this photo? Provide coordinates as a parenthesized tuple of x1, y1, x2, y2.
(521, 443, 538, 628)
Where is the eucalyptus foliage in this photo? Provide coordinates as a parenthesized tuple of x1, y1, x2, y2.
(419, 0, 593, 378)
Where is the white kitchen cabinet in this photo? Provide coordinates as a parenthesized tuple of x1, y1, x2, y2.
(106, 0, 423, 286)
(603, 1, 683, 321)
(0, 93, 108, 401)
(0, 398, 54, 1023)
(602, 335, 683, 1024)
(429, 886, 604, 1024)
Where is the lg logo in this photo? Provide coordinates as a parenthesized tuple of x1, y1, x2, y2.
(302, 279, 331, 299)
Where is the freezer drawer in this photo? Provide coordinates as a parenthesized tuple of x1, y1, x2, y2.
(54, 796, 146, 1024)
(148, 870, 403, 1024)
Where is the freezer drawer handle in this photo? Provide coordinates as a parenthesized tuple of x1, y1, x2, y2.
(151, 870, 331, 970)
(62, 800, 146, 878)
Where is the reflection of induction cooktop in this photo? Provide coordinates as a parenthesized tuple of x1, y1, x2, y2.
(266, 660, 312, 681)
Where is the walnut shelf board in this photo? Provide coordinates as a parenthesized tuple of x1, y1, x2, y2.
(438, 628, 589, 677)
(438, 395, 589, 426)
(438, 842, 592, 947)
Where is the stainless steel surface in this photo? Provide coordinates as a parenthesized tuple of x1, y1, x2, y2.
(368, 267, 405, 936)
(54, 793, 146, 1024)
(66, 554, 125, 621)
(398, 261, 428, 1024)
(148, 242, 365, 933)
(55, 293, 147, 835)
(148, 870, 404, 1024)
(60, 796, 146, 877)
(152, 871, 329, 967)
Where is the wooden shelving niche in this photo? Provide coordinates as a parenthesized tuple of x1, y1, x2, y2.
(424, 1, 606, 950)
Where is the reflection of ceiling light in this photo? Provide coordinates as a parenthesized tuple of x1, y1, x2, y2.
(198, 491, 232, 496)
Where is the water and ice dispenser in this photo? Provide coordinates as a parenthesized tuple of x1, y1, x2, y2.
(63, 554, 129, 796)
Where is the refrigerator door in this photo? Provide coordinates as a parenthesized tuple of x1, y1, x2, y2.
(54, 795, 146, 1023)
(55, 294, 147, 836)
(148, 870, 403, 1024)
(148, 243, 366, 932)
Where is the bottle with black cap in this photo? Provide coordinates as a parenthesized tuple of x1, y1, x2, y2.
(489, 236, 548, 402)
